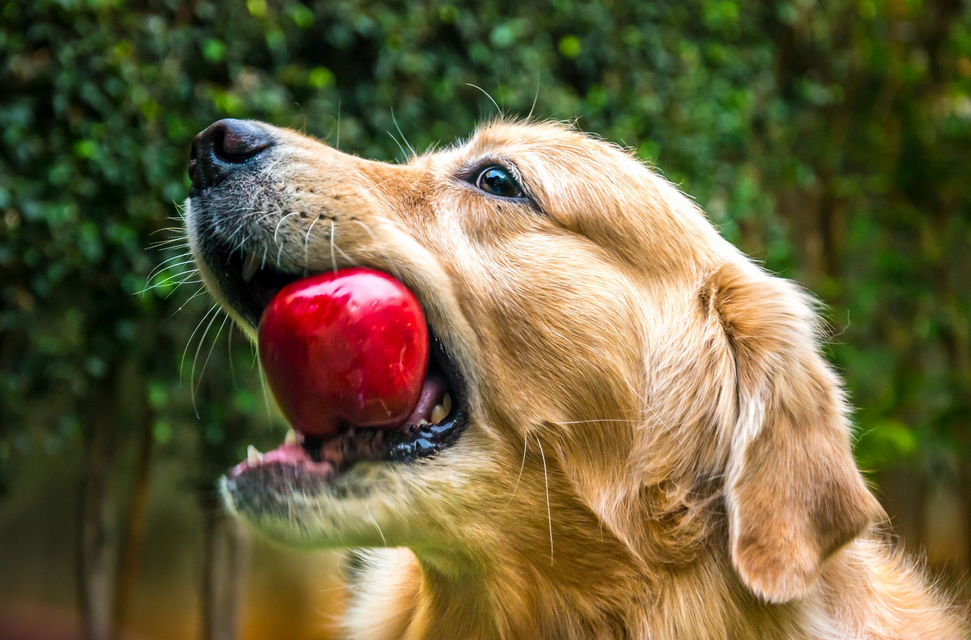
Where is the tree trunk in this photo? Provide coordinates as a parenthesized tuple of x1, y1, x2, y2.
(77, 401, 118, 640)
(112, 412, 155, 634)
(201, 499, 244, 640)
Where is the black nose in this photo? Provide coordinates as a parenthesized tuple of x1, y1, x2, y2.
(188, 119, 273, 191)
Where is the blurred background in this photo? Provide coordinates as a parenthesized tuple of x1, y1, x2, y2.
(2, 0, 970, 638)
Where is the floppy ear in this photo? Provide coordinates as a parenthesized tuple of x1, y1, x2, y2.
(704, 262, 884, 603)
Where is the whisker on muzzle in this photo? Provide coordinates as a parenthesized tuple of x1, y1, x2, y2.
(351, 219, 403, 282)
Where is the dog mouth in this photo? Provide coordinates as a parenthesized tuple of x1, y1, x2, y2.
(196, 230, 469, 485)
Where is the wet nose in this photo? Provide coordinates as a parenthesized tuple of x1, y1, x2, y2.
(188, 119, 273, 191)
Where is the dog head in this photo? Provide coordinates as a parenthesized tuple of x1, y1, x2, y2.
(185, 118, 882, 603)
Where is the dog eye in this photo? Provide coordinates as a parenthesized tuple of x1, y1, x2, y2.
(475, 166, 524, 199)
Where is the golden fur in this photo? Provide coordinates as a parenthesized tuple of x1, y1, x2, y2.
(188, 120, 968, 639)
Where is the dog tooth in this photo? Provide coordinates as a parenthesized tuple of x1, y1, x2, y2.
(442, 393, 452, 414)
(417, 419, 429, 426)
(284, 429, 297, 445)
(431, 403, 447, 425)
(241, 251, 261, 283)
(246, 445, 263, 465)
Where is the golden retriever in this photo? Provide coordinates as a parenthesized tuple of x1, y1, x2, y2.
(184, 118, 967, 639)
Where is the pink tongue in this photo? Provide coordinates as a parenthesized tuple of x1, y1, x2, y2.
(259, 442, 309, 466)
(401, 375, 447, 426)
(228, 374, 449, 480)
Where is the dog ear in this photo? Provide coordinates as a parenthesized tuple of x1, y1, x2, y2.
(704, 262, 884, 603)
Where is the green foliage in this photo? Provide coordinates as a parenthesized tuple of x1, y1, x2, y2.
(1, 0, 970, 491)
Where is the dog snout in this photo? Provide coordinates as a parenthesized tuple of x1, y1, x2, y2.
(189, 119, 274, 191)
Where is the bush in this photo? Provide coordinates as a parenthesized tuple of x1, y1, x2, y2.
(2, 0, 970, 633)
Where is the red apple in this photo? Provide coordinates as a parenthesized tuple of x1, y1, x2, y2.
(258, 268, 429, 438)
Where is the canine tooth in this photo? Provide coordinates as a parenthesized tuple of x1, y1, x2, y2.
(284, 429, 297, 445)
(241, 251, 261, 283)
(246, 445, 263, 465)
(431, 403, 447, 425)
(442, 393, 452, 414)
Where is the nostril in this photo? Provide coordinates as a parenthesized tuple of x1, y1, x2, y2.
(211, 119, 273, 164)
(188, 138, 200, 182)
(189, 119, 274, 193)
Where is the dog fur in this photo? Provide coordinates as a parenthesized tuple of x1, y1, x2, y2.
(187, 120, 968, 639)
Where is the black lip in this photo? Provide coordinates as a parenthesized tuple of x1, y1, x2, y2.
(294, 331, 468, 468)
(384, 332, 468, 463)
(290, 331, 468, 468)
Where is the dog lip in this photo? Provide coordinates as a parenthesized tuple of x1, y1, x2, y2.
(227, 440, 333, 481)
(228, 381, 469, 485)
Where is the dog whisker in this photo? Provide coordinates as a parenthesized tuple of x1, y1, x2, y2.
(329, 219, 338, 274)
(390, 108, 416, 159)
(316, 583, 356, 595)
(169, 285, 207, 318)
(256, 362, 274, 424)
(190, 308, 224, 418)
(230, 234, 250, 263)
(527, 78, 541, 121)
(144, 251, 193, 282)
(351, 219, 403, 283)
(163, 272, 201, 299)
(143, 260, 197, 288)
(148, 226, 185, 236)
(364, 503, 388, 547)
(274, 211, 301, 244)
(164, 279, 203, 299)
(147, 238, 190, 249)
(194, 312, 230, 401)
(466, 82, 503, 117)
(387, 130, 410, 164)
(145, 257, 195, 282)
(332, 240, 356, 267)
(536, 435, 553, 567)
(180, 302, 218, 389)
(502, 433, 529, 512)
(545, 418, 644, 426)
(226, 321, 237, 390)
(139, 265, 199, 296)
(304, 215, 320, 277)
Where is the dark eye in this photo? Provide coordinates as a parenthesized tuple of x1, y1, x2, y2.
(475, 165, 524, 199)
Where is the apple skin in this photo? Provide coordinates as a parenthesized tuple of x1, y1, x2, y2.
(258, 268, 429, 438)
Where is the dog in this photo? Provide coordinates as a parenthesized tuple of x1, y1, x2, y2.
(185, 118, 968, 639)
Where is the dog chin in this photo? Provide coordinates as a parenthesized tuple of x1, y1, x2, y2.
(221, 460, 414, 548)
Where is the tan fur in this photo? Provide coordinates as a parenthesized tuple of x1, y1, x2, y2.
(189, 120, 969, 639)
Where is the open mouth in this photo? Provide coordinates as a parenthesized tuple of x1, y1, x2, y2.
(199, 237, 469, 483)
